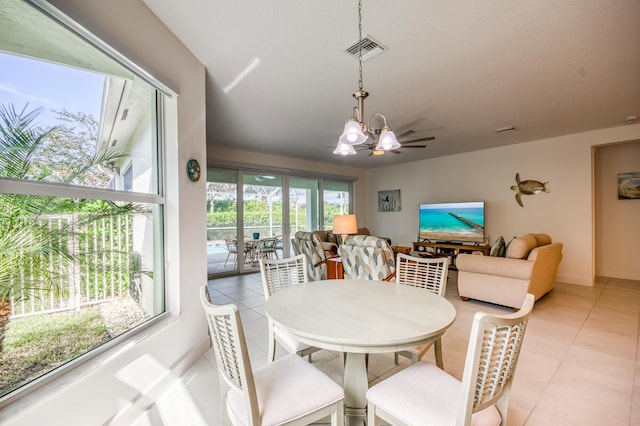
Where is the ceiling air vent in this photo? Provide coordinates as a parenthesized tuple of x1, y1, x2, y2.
(345, 35, 386, 61)
(494, 126, 516, 133)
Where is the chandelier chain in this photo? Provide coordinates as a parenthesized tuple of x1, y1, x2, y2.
(357, 0, 363, 91)
(335, 0, 400, 155)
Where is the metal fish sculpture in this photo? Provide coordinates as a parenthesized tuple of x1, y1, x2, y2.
(510, 173, 549, 207)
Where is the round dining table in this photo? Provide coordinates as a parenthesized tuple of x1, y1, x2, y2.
(265, 279, 456, 422)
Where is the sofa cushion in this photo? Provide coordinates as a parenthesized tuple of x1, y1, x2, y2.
(456, 253, 535, 280)
(489, 236, 506, 257)
(505, 234, 538, 259)
(530, 233, 552, 246)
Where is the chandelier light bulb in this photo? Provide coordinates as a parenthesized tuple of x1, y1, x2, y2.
(339, 119, 368, 145)
(376, 128, 401, 151)
(333, 141, 357, 155)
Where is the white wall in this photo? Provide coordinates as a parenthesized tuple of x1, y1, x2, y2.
(595, 140, 640, 280)
(1, 1, 208, 424)
(366, 124, 640, 286)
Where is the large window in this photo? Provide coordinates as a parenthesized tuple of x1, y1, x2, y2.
(0, 0, 166, 399)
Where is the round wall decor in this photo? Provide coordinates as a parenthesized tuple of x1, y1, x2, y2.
(187, 159, 201, 182)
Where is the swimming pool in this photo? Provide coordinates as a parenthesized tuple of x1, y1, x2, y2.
(207, 242, 228, 255)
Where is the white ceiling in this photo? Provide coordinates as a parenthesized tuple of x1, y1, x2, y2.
(142, 0, 640, 169)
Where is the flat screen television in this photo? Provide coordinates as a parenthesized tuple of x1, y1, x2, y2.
(418, 201, 485, 244)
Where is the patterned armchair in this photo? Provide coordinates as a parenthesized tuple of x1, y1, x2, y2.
(291, 231, 330, 281)
(338, 235, 396, 281)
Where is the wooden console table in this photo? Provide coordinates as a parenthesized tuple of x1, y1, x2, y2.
(412, 241, 490, 270)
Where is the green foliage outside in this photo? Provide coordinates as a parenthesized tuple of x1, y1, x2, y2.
(207, 199, 307, 240)
(0, 104, 139, 310)
(0, 309, 109, 395)
(206, 197, 348, 240)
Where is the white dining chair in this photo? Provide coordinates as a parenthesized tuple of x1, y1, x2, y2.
(367, 293, 535, 426)
(200, 286, 344, 426)
(259, 254, 322, 363)
(394, 253, 449, 366)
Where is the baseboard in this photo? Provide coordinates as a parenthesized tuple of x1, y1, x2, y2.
(597, 270, 640, 281)
(556, 274, 593, 286)
(170, 336, 211, 375)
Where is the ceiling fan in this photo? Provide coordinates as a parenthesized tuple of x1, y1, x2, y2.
(357, 129, 435, 156)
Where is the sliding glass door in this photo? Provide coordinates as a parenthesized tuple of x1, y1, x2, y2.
(206, 170, 239, 274)
(242, 174, 283, 271)
(207, 167, 353, 277)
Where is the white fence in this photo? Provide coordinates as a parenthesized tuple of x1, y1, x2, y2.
(10, 214, 134, 318)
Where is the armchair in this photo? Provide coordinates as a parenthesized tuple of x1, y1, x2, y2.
(338, 235, 396, 281)
(456, 233, 562, 309)
(313, 230, 341, 257)
(291, 231, 331, 281)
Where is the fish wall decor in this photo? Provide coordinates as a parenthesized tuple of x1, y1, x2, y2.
(510, 173, 549, 207)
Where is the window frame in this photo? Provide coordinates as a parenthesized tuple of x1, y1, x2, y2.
(0, 0, 174, 403)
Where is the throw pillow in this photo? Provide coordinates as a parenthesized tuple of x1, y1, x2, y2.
(489, 236, 506, 257)
(531, 233, 552, 246)
(505, 234, 538, 259)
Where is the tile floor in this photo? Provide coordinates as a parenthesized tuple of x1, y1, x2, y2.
(160, 273, 640, 425)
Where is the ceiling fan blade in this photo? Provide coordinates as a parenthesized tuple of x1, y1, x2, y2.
(401, 145, 427, 148)
(396, 129, 415, 140)
(390, 150, 402, 154)
(401, 136, 435, 144)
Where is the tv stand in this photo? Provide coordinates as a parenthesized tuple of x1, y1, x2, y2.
(412, 241, 490, 270)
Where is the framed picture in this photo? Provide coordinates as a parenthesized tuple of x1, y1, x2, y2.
(378, 189, 401, 212)
(618, 172, 640, 199)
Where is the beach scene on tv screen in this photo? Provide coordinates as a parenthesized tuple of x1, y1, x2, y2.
(419, 202, 485, 242)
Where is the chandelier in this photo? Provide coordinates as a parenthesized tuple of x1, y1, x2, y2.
(334, 0, 400, 156)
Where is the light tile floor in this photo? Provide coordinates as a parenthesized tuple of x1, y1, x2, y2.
(165, 273, 640, 425)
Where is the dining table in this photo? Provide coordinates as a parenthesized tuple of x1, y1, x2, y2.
(242, 236, 278, 266)
(265, 278, 456, 423)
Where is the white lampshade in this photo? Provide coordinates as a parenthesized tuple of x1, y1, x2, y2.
(375, 128, 401, 151)
(339, 119, 368, 145)
(333, 141, 357, 155)
(333, 214, 358, 235)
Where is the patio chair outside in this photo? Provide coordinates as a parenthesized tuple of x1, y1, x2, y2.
(224, 238, 238, 267)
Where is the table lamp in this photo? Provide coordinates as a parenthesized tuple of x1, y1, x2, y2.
(333, 214, 358, 245)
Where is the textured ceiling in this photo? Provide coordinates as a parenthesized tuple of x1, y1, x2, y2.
(143, 0, 640, 169)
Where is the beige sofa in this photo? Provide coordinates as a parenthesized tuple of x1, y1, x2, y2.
(456, 233, 563, 309)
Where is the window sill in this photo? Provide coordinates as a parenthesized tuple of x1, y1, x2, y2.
(0, 312, 178, 421)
